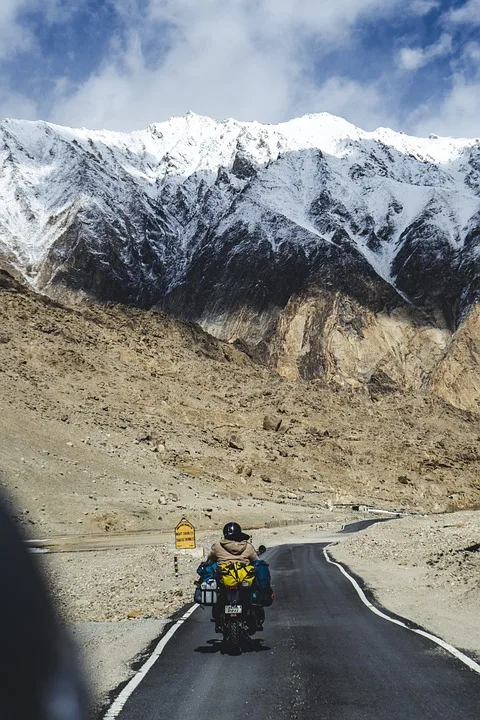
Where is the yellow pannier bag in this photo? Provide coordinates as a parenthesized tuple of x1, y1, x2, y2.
(219, 562, 256, 588)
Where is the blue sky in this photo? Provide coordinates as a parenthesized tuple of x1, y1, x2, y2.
(0, 0, 479, 136)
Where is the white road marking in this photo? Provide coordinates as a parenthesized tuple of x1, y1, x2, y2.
(323, 548, 480, 675)
(103, 604, 200, 719)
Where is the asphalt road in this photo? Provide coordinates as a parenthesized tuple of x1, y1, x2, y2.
(340, 518, 395, 534)
(113, 543, 480, 719)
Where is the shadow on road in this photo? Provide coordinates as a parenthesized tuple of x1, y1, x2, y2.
(194, 638, 271, 655)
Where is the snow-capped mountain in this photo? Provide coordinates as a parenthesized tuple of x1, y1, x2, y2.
(1, 112, 479, 388)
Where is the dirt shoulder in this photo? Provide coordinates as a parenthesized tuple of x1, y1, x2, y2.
(330, 510, 480, 661)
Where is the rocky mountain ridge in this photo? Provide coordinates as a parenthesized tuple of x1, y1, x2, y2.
(0, 112, 479, 405)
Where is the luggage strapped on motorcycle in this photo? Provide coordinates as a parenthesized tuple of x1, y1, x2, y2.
(196, 561, 217, 582)
(194, 559, 274, 606)
(218, 561, 256, 587)
(195, 562, 219, 605)
(253, 559, 274, 606)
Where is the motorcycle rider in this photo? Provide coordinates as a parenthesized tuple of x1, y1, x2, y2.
(207, 522, 265, 631)
(208, 521, 258, 564)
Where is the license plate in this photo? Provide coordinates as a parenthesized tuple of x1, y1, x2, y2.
(225, 605, 242, 614)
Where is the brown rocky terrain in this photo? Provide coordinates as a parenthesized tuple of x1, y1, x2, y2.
(201, 283, 480, 414)
(253, 288, 451, 391)
(1, 267, 479, 541)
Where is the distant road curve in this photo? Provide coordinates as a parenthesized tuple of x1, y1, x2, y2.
(340, 517, 395, 533)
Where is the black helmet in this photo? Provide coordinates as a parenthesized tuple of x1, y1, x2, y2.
(223, 522, 247, 541)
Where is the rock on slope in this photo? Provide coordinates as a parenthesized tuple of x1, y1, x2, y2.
(0, 113, 479, 405)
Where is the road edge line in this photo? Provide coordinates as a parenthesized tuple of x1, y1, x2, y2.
(103, 603, 200, 718)
(323, 548, 480, 675)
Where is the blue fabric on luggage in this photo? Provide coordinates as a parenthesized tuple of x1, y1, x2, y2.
(253, 559, 271, 589)
(196, 561, 217, 581)
(254, 559, 274, 606)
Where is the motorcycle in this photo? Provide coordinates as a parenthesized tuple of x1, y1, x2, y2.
(196, 557, 272, 653)
(216, 576, 263, 652)
(199, 562, 264, 653)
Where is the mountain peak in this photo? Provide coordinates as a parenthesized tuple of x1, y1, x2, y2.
(0, 111, 478, 348)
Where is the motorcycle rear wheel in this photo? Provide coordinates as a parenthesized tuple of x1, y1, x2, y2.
(228, 621, 242, 654)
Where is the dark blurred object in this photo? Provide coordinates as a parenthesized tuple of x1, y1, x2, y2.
(258, 545, 267, 556)
(0, 490, 88, 720)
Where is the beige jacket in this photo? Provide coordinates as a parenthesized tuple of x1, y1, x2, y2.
(208, 539, 258, 565)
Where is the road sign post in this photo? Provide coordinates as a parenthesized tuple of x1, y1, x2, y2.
(175, 517, 196, 550)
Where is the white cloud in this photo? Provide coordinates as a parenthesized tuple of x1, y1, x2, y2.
(0, 0, 75, 58)
(145, 0, 400, 45)
(0, 0, 36, 59)
(303, 76, 396, 131)
(0, 0, 100, 120)
(3, 0, 477, 139)
(414, 75, 480, 138)
(0, 1, 92, 60)
(397, 33, 452, 71)
(0, 1, 45, 119)
(443, 0, 480, 26)
(411, 31, 480, 139)
(463, 41, 480, 63)
(398, 48, 426, 72)
(409, 0, 440, 15)
(0, 84, 37, 119)
(50, 0, 406, 131)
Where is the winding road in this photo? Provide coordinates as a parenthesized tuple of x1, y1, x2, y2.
(106, 540, 480, 719)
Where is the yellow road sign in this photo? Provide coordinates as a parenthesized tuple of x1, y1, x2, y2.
(175, 517, 196, 549)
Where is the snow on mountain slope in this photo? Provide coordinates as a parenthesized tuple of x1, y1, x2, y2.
(0, 112, 479, 389)
(1, 111, 478, 275)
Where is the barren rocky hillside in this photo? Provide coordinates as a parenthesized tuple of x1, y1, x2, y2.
(1, 268, 479, 539)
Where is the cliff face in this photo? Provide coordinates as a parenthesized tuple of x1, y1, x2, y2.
(259, 291, 450, 389)
(429, 305, 480, 412)
(0, 113, 479, 407)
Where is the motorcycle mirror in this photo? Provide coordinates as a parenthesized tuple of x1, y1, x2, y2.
(258, 544, 266, 555)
